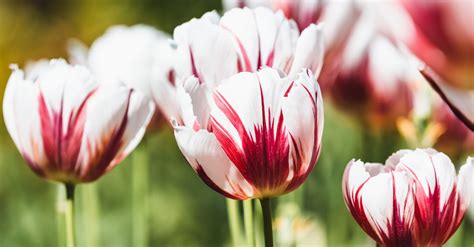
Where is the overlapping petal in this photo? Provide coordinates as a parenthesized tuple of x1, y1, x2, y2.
(173, 68, 323, 199)
(2, 59, 153, 183)
(343, 149, 473, 246)
(343, 160, 415, 247)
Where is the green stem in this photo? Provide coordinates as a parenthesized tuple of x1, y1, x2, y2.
(56, 185, 66, 247)
(65, 183, 76, 247)
(243, 199, 255, 247)
(132, 145, 149, 247)
(259, 198, 273, 247)
(226, 199, 243, 246)
(81, 184, 100, 247)
(254, 201, 263, 247)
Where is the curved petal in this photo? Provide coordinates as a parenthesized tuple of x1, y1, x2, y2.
(343, 159, 414, 246)
(3, 66, 47, 175)
(173, 13, 239, 88)
(288, 24, 324, 77)
(77, 83, 136, 182)
(360, 171, 414, 246)
(88, 24, 169, 98)
(173, 123, 253, 199)
(421, 67, 474, 131)
(282, 69, 323, 191)
(210, 68, 292, 197)
(176, 76, 213, 130)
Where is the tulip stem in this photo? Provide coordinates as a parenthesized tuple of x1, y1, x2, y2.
(65, 183, 76, 247)
(132, 145, 149, 247)
(259, 198, 273, 247)
(244, 199, 255, 247)
(226, 199, 243, 246)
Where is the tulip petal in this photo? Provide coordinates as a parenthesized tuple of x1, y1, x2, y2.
(78, 83, 150, 181)
(210, 68, 292, 196)
(173, 13, 239, 88)
(173, 123, 253, 200)
(421, 67, 474, 131)
(3, 66, 47, 175)
(282, 69, 323, 190)
(289, 24, 324, 77)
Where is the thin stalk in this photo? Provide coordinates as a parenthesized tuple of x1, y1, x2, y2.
(56, 185, 66, 247)
(259, 198, 273, 247)
(65, 183, 76, 247)
(243, 199, 255, 247)
(254, 200, 263, 247)
(226, 199, 243, 246)
(81, 184, 100, 247)
(132, 145, 149, 247)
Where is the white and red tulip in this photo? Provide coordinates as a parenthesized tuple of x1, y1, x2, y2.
(2, 59, 154, 183)
(400, 1, 474, 130)
(343, 149, 473, 246)
(343, 159, 415, 247)
(222, 1, 361, 89)
(328, 24, 414, 130)
(70, 24, 182, 125)
(173, 7, 324, 83)
(173, 68, 323, 199)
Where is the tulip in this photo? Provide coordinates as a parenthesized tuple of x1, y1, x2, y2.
(343, 159, 415, 247)
(400, 1, 474, 130)
(343, 149, 473, 247)
(173, 7, 324, 84)
(173, 68, 323, 246)
(3, 59, 153, 247)
(70, 24, 181, 126)
(222, 0, 361, 89)
(172, 8, 324, 246)
(328, 30, 414, 131)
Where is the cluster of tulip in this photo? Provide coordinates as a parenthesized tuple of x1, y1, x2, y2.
(2, 0, 473, 246)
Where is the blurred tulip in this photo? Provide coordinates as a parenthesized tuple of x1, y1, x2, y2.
(69, 24, 181, 126)
(222, 0, 361, 89)
(328, 29, 414, 130)
(401, 1, 474, 130)
(173, 68, 323, 200)
(343, 149, 473, 246)
(3, 59, 154, 183)
(173, 7, 324, 85)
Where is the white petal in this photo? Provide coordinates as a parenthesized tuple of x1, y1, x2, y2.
(210, 68, 289, 145)
(289, 24, 324, 77)
(3, 66, 46, 167)
(88, 24, 169, 98)
(173, 124, 253, 199)
(114, 90, 154, 162)
(282, 69, 322, 174)
(360, 171, 414, 241)
(78, 83, 133, 173)
(36, 59, 97, 136)
(173, 14, 239, 89)
(398, 149, 457, 210)
(458, 157, 473, 211)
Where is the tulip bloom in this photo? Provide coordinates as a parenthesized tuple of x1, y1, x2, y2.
(401, 1, 474, 130)
(173, 7, 324, 85)
(173, 68, 323, 200)
(343, 149, 473, 247)
(222, 0, 361, 89)
(70, 24, 181, 124)
(328, 32, 414, 130)
(3, 59, 154, 183)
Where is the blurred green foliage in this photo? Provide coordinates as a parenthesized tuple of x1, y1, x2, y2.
(0, 1, 472, 246)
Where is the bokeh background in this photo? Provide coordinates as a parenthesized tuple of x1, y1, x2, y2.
(0, 0, 472, 246)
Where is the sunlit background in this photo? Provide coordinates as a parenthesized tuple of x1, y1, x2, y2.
(0, 0, 472, 246)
